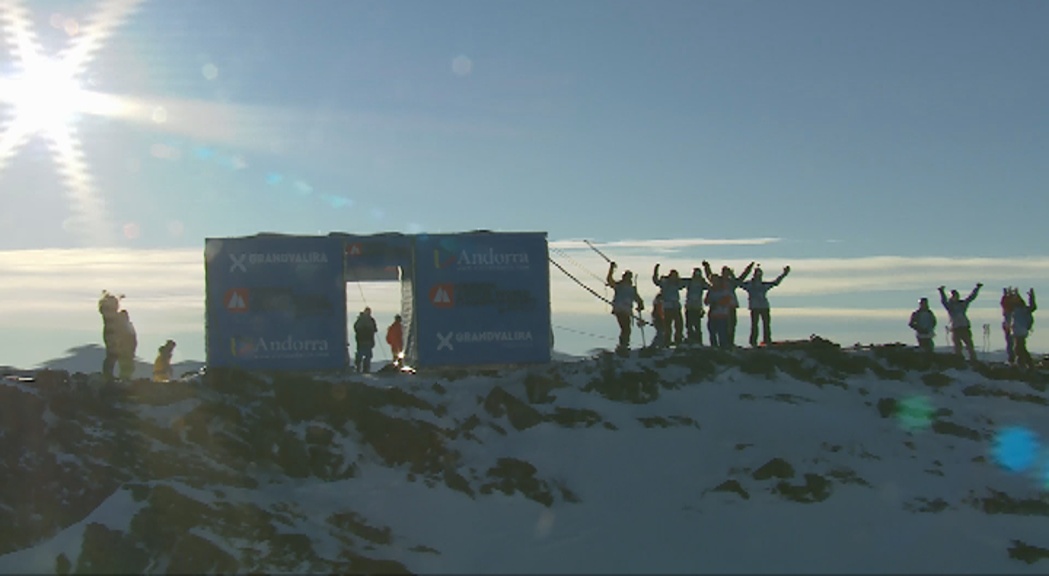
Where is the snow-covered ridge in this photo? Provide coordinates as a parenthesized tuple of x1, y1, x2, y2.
(1, 341, 1048, 573)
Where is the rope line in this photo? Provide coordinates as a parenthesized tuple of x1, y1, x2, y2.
(550, 245, 608, 289)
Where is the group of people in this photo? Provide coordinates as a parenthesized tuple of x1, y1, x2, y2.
(909, 284, 1038, 367)
(98, 290, 176, 382)
(606, 260, 792, 352)
(352, 307, 404, 373)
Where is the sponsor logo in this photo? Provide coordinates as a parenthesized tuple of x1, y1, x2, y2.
(433, 248, 456, 269)
(346, 243, 362, 256)
(224, 288, 249, 313)
(228, 251, 329, 272)
(437, 331, 454, 351)
(454, 248, 530, 271)
(429, 284, 454, 308)
(428, 282, 534, 312)
(230, 335, 331, 359)
(435, 330, 534, 351)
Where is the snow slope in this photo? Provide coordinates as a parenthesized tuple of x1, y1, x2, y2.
(1, 340, 1048, 573)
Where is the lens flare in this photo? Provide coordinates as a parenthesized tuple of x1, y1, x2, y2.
(992, 426, 1040, 473)
(896, 395, 934, 431)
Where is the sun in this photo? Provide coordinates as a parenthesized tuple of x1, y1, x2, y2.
(0, 56, 85, 134)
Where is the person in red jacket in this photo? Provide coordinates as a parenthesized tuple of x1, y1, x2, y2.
(386, 314, 404, 367)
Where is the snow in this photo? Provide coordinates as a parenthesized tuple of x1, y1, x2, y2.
(1, 346, 1048, 573)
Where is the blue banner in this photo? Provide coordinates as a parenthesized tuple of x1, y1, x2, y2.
(411, 232, 551, 367)
(205, 235, 347, 370)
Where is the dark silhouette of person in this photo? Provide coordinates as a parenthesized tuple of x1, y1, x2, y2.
(684, 268, 711, 345)
(702, 260, 755, 347)
(908, 297, 937, 353)
(98, 290, 122, 382)
(353, 307, 378, 373)
(739, 265, 790, 347)
(386, 314, 404, 367)
(116, 309, 137, 380)
(1009, 288, 1037, 369)
(606, 262, 644, 352)
(939, 283, 982, 361)
(1000, 287, 1023, 364)
(704, 274, 734, 349)
(651, 293, 665, 348)
(652, 264, 686, 346)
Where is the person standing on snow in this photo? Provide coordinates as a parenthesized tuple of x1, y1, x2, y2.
(908, 297, 938, 353)
(739, 265, 791, 347)
(153, 340, 177, 382)
(702, 260, 755, 348)
(116, 309, 137, 380)
(1000, 287, 1022, 364)
(684, 268, 711, 345)
(98, 290, 122, 382)
(651, 293, 665, 348)
(704, 274, 735, 349)
(939, 283, 982, 362)
(386, 314, 404, 367)
(353, 307, 378, 373)
(1009, 288, 1037, 369)
(606, 262, 644, 352)
(652, 264, 687, 347)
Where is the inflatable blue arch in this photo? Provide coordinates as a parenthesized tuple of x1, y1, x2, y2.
(204, 231, 551, 370)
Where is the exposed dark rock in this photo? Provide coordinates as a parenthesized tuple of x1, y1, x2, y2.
(711, 479, 750, 500)
(1008, 540, 1049, 565)
(752, 458, 796, 481)
(483, 386, 543, 430)
(773, 473, 833, 503)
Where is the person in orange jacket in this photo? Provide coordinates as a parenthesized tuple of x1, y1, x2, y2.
(386, 314, 404, 367)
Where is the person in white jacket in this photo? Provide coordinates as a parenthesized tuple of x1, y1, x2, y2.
(939, 283, 982, 361)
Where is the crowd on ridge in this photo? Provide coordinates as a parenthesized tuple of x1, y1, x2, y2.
(605, 263, 1040, 368)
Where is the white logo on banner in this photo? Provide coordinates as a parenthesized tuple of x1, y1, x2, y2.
(226, 291, 247, 311)
(229, 253, 248, 272)
(432, 287, 451, 305)
(437, 332, 454, 351)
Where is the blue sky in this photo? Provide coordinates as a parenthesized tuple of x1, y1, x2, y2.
(1, 0, 1047, 366)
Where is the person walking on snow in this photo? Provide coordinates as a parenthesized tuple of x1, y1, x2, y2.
(353, 307, 378, 373)
(652, 264, 687, 346)
(739, 265, 790, 347)
(1009, 288, 1037, 369)
(939, 283, 982, 362)
(684, 268, 711, 345)
(386, 314, 404, 367)
(606, 262, 644, 352)
(908, 297, 937, 353)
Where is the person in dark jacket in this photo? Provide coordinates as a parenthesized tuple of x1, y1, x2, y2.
(1000, 287, 1022, 364)
(908, 297, 937, 353)
(650, 293, 665, 348)
(702, 260, 755, 348)
(704, 275, 734, 349)
(353, 307, 379, 373)
(116, 309, 137, 380)
(98, 290, 122, 382)
(652, 264, 686, 346)
(684, 268, 711, 345)
(739, 265, 790, 347)
(606, 262, 644, 352)
(1009, 288, 1037, 369)
(939, 283, 982, 361)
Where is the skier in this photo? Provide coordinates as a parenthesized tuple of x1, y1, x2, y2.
(98, 290, 122, 382)
(738, 265, 791, 347)
(939, 283, 982, 362)
(702, 260, 755, 347)
(606, 262, 644, 352)
(386, 314, 404, 367)
(353, 307, 378, 373)
(908, 297, 937, 353)
(1010, 288, 1037, 369)
(683, 267, 710, 345)
(153, 340, 176, 382)
(652, 264, 686, 346)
